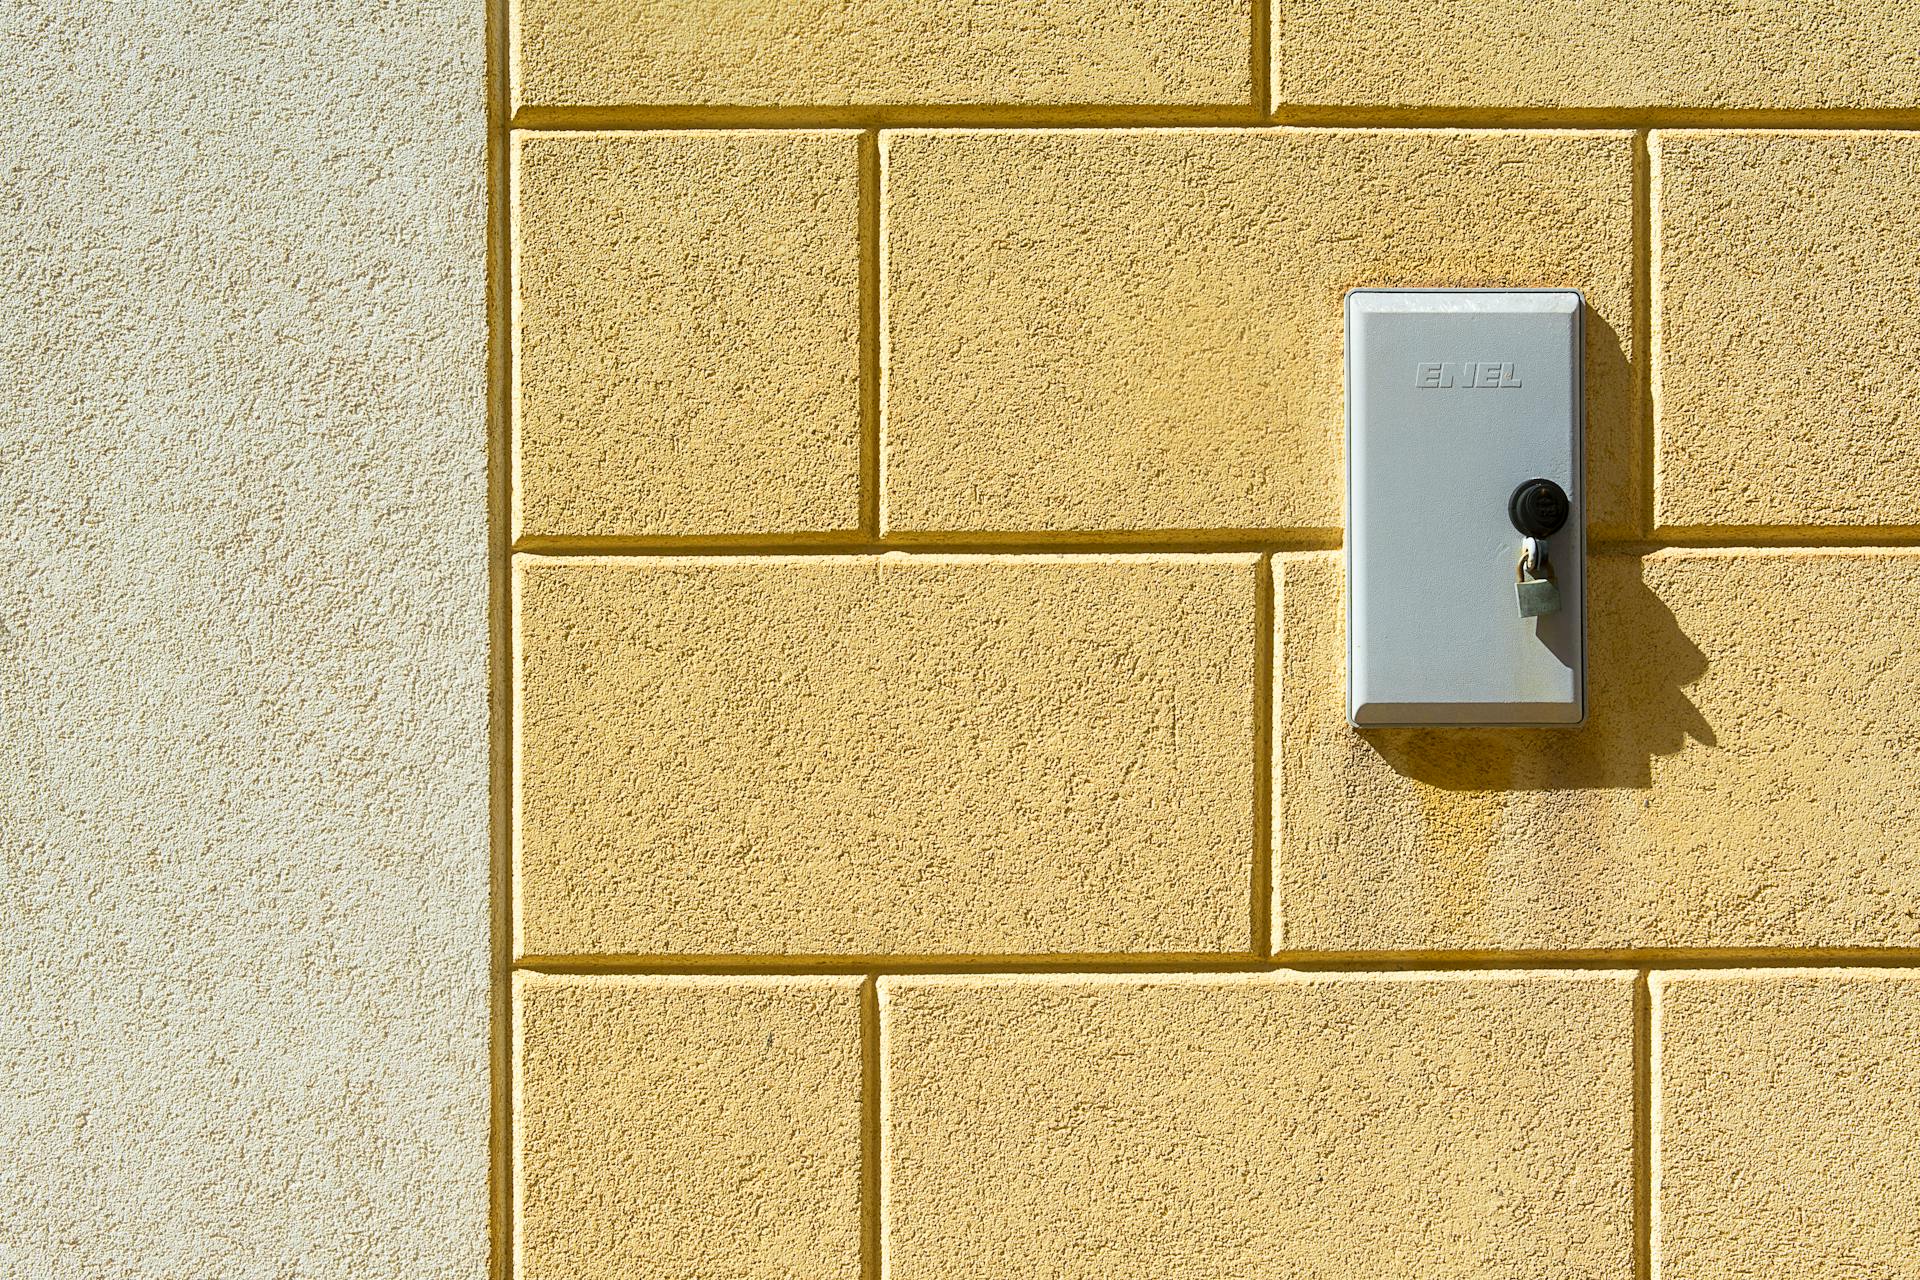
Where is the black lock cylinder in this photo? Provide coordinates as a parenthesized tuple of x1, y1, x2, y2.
(1508, 478, 1570, 539)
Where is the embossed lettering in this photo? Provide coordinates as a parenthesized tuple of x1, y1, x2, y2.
(1414, 360, 1522, 388)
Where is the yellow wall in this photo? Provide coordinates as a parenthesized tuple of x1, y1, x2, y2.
(500, 4, 1920, 1276)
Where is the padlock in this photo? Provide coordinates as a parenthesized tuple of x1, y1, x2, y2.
(1516, 575, 1562, 619)
(1516, 538, 1562, 619)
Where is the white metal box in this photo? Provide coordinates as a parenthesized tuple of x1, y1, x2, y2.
(1345, 289, 1586, 726)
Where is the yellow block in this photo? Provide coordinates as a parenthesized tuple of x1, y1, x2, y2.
(882, 971, 1634, 1278)
(1656, 970, 1920, 1279)
(514, 974, 862, 1280)
(1655, 131, 1920, 530)
(515, 554, 1258, 957)
(512, 0, 1252, 109)
(513, 131, 861, 539)
(1274, 0, 1920, 109)
(1276, 550, 1920, 950)
(883, 129, 1638, 535)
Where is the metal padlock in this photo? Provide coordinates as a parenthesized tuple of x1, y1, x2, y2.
(1516, 575, 1561, 618)
(1516, 538, 1561, 619)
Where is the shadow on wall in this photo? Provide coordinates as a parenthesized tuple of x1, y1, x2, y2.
(1582, 305, 1633, 532)
(1364, 557, 1716, 793)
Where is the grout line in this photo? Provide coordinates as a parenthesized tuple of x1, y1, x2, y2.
(860, 976, 881, 1280)
(516, 104, 1263, 130)
(1647, 976, 1665, 1280)
(513, 948, 1920, 976)
(858, 132, 881, 538)
(509, 104, 1920, 132)
(875, 130, 893, 537)
(1632, 131, 1656, 538)
(1250, 555, 1275, 955)
(485, 0, 513, 1271)
(516, 531, 874, 555)
(511, 530, 1342, 556)
(1633, 971, 1653, 1280)
(507, 529, 1920, 559)
(1647, 131, 1667, 535)
(519, 953, 1270, 976)
(1616, 527, 1920, 550)
(1251, 0, 1272, 118)
(1264, 106, 1920, 130)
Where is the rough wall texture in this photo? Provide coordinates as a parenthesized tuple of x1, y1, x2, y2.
(1, 2, 487, 1277)
(884, 972, 1636, 1279)
(505, 2, 1920, 1276)
(511, 0, 1253, 109)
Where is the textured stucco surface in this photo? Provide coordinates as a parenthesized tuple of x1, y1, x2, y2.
(515, 975, 863, 1280)
(1656, 971, 1920, 1279)
(511, 0, 1252, 108)
(503, 0, 1920, 1270)
(1654, 131, 1920, 529)
(514, 554, 1257, 957)
(1274, 0, 1920, 109)
(513, 130, 862, 539)
(882, 129, 1638, 535)
(1277, 550, 1920, 950)
(882, 972, 1635, 1278)
(0, 3, 487, 1276)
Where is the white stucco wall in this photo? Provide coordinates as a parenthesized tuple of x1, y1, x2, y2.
(0, 3, 488, 1276)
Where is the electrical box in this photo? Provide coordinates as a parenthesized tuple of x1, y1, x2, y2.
(1345, 289, 1585, 727)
